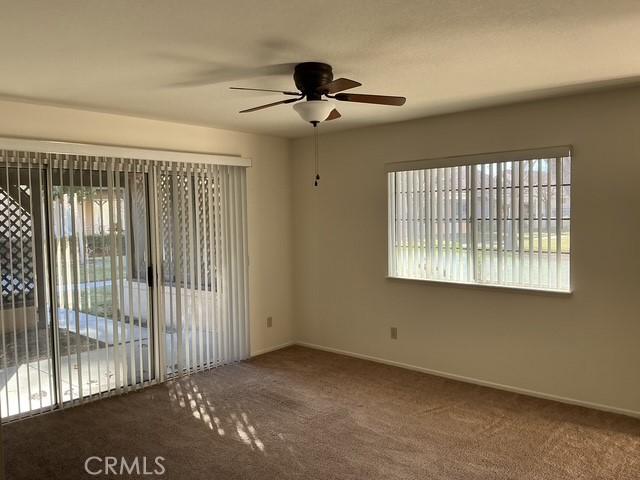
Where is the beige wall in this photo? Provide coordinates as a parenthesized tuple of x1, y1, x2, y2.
(0, 99, 294, 356)
(292, 86, 640, 414)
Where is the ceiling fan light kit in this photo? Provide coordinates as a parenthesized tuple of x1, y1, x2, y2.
(293, 100, 336, 123)
(231, 62, 407, 186)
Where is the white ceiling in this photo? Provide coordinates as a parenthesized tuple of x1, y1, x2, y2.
(2, 0, 640, 138)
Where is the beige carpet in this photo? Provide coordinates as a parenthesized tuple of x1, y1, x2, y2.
(3, 346, 640, 479)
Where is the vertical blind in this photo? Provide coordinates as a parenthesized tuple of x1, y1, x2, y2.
(49, 156, 153, 405)
(0, 152, 54, 418)
(155, 162, 249, 380)
(0, 150, 249, 421)
(388, 148, 571, 292)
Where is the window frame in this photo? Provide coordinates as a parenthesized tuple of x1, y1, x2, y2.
(386, 146, 573, 294)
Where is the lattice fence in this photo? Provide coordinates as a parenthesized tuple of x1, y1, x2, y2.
(0, 185, 35, 307)
(158, 172, 217, 291)
(130, 173, 148, 281)
(159, 172, 174, 286)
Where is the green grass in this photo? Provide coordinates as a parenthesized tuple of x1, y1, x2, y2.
(396, 234, 570, 254)
(78, 256, 113, 283)
(520, 234, 570, 253)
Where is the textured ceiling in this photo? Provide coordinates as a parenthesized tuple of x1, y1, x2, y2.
(2, 0, 640, 138)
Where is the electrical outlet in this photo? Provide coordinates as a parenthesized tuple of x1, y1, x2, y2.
(390, 327, 398, 340)
(267, 316, 273, 328)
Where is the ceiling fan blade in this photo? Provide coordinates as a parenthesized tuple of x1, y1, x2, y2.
(230, 87, 300, 96)
(316, 78, 362, 94)
(334, 93, 406, 106)
(163, 59, 298, 87)
(239, 97, 301, 113)
(325, 108, 341, 121)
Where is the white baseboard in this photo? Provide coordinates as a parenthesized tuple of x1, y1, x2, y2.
(295, 341, 640, 419)
(251, 341, 294, 357)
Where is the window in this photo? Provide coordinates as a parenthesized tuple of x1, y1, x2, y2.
(387, 147, 571, 292)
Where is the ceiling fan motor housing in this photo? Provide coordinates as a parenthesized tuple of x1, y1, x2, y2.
(294, 62, 334, 99)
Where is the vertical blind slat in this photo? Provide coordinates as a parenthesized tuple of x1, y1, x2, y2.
(497, 163, 502, 282)
(480, 164, 486, 282)
(116, 158, 128, 393)
(518, 161, 524, 284)
(106, 158, 120, 393)
(15, 164, 32, 411)
(388, 173, 396, 276)
(87, 159, 101, 398)
(510, 161, 516, 284)
(409, 171, 414, 277)
(547, 159, 552, 286)
(471, 165, 475, 280)
(6, 156, 21, 415)
(124, 158, 136, 390)
(0, 159, 8, 417)
(537, 160, 542, 285)
(556, 157, 563, 289)
(98, 158, 112, 394)
(457, 166, 462, 281)
(34, 156, 51, 410)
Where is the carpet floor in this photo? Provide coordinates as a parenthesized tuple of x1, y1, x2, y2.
(3, 346, 640, 479)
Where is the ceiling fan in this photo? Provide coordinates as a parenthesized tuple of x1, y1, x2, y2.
(230, 62, 406, 124)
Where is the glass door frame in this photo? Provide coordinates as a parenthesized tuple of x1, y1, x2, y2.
(1, 161, 157, 422)
(45, 165, 157, 408)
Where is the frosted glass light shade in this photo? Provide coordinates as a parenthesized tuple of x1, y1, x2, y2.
(293, 100, 335, 123)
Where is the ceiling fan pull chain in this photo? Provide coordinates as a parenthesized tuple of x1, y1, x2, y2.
(313, 122, 320, 187)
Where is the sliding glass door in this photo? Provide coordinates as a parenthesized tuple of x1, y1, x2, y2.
(50, 166, 153, 404)
(1, 156, 154, 419)
(156, 164, 249, 376)
(1, 149, 250, 422)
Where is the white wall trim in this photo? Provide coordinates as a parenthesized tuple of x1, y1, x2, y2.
(251, 341, 294, 358)
(295, 341, 640, 419)
(0, 135, 251, 167)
